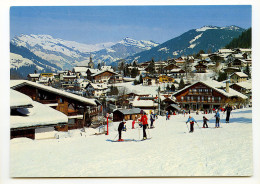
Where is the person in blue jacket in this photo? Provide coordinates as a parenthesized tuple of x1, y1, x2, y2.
(215, 109, 220, 128)
(186, 115, 197, 133)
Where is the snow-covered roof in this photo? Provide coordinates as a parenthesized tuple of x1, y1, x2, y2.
(28, 74, 40, 78)
(88, 83, 108, 90)
(91, 70, 118, 77)
(231, 72, 248, 78)
(10, 101, 68, 129)
(240, 48, 252, 52)
(218, 49, 234, 53)
(123, 77, 135, 82)
(231, 80, 252, 90)
(87, 69, 100, 74)
(171, 69, 183, 73)
(132, 99, 158, 107)
(63, 75, 77, 78)
(73, 66, 89, 73)
(10, 89, 33, 108)
(10, 80, 97, 106)
(173, 80, 248, 99)
(115, 108, 141, 115)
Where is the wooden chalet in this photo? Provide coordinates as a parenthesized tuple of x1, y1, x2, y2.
(108, 74, 123, 84)
(143, 76, 158, 86)
(223, 67, 240, 76)
(232, 59, 244, 67)
(230, 72, 248, 83)
(194, 63, 207, 73)
(163, 64, 180, 74)
(91, 70, 118, 83)
(170, 69, 185, 78)
(113, 108, 141, 122)
(27, 73, 40, 82)
(10, 80, 100, 131)
(173, 81, 248, 111)
(10, 89, 68, 140)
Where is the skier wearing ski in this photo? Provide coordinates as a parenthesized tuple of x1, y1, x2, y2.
(166, 111, 169, 120)
(140, 110, 148, 140)
(186, 116, 197, 133)
(118, 120, 126, 141)
(150, 112, 155, 128)
(203, 116, 209, 128)
(225, 104, 232, 123)
(215, 109, 220, 128)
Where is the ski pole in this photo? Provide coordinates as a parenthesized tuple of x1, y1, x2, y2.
(195, 122, 200, 129)
(186, 123, 189, 132)
(147, 125, 150, 138)
(113, 133, 118, 141)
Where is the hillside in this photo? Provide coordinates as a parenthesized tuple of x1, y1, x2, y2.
(123, 26, 244, 63)
(225, 28, 252, 49)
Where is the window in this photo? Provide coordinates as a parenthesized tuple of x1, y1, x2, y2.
(208, 97, 211, 102)
(202, 96, 204, 101)
(187, 96, 190, 101)
(191, 96, 193, 101)
(181, 96, 184, 101)
(198, 96, 200, 101)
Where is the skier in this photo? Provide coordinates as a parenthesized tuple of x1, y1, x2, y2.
(166, 111, 169, 120)
(118, 120, 126, 141)
(186, 115, 197, 133)
(225, 104, 232, 123)
(150, 112, 155, 128)
(215, 109, 220, 128)
(140, 110, 148, 140)
(202, 116, 209, 128)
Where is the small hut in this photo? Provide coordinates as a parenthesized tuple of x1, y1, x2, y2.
(113, 108, 141, 122)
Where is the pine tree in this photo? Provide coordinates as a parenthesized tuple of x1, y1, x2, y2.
(178, 78, 185, 90)
(130, 67, 138, 78)
(243, 63, 251, 79)
(170, 84, 175, 92)
(166, 84, 170, 91)
(146, 59, 155, 74)
(133, 60, 137, 67)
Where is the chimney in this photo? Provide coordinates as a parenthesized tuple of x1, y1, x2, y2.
(226, 81, 230, 93)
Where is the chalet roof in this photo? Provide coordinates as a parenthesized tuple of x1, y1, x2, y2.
(171, 69, 184, 73)
(10, 89, 33, 109)
(87, 83, 108, 90)
(231, 72, 248, 78)
(114, 108, 141, 115)
(132, 99, 158, 107)
(91, 70, 118, 77)
(10, 80, 98, 106)
(240, 48, 252, 52)
(63, 75, 77, 78)
(173, 80, 248, 99)
(167, 104, 182, 111)
(10, 100, 68, 129)
(73, 66, 89, 73)
(218, 49, 234, 53)
(87, 68, 100, 74)
(230, 80, 252, 90)
(195, 63, 207, 68)
(28, 73, 40, 78)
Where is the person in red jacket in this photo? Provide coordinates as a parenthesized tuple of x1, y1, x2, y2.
(140, 110, 148, 140)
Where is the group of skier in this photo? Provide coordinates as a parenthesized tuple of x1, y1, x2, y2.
(186, 104, 233, 133)
(117, 104, 233, 140)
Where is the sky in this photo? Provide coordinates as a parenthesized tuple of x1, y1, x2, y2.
(10, 6, 252, 44)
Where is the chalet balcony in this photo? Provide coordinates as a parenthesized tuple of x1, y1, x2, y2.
(38, 99, 58, 104)
(178, 99, 222, 103)
(188, 92, 212, 95)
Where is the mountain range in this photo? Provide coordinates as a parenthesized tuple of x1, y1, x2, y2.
(10, 25, 245, 78)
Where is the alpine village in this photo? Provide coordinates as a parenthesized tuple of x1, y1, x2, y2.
(10, 26, 252, 140)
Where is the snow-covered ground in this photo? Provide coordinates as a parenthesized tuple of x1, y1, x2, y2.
(10, 108, 252, 177)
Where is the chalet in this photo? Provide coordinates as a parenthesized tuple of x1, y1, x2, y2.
(194, 63, 207, 73)
(10, 89, 68, 140)
(232, 59, 244, 68)
(175, 57, 185, 66)
(108, 74, 123, 84)
(72, 66, 89, 74)
(143, 76, 158, 86)
(170, 69, 185, 78)
(230, 80, 252, 96)
(74, 79, 90, 91)
(200, 54, 210, 60)
(86, 68, 100, 81)
(230, 72, 248, 83)
(10, 80, 100, 130)
(163, 64, 180, 74)
(139, 61, 152, 68)
(154, 61, 167, 72)
(165, 104, 182, 114)
(27, 73, 40, 82)
(91, 70, 118, 83)
(198, 60, 209, 65)
(158, 75, 174, 83)
(173, 80, 248, 111)
(223, 67, 241, 76)
(113, 108, 141, 122)
(85, 83, 108, 97)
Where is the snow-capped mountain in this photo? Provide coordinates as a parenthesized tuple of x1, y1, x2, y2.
(11, 34, 159, 69)
(124, 25, 244, 63)
(10, 43, 62, 78)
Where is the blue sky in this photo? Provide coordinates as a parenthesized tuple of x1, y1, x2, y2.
(10, 6, 252, 44)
